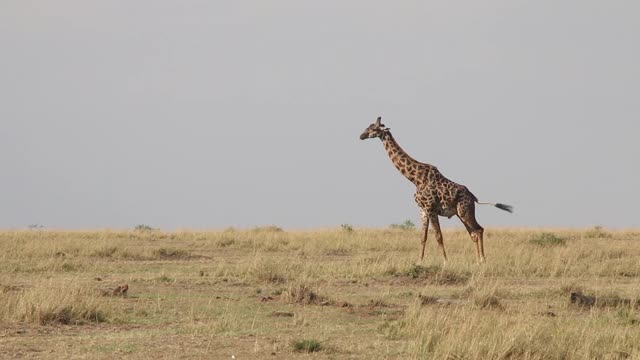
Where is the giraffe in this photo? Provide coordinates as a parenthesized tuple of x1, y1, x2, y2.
(360, 117, 512, 262)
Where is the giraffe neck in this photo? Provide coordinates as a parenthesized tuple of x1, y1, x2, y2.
(380, 131, 423, 184)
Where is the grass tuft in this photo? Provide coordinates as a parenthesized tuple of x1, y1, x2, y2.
(1, 282, 110, 325)
(282, 283, 329, 305)
(215, 237, 235, 248)
(292, 339, 323, 353)
(156, 275, 175, 283)
(529, 232, 566, 247)
(398, 264, 470, 285)
(251, 260, 292, 284)
(474, 295, 505, 311)
(152, 248, 190, 259)
(91, 246, 118, 258)
(584, 226, 613, 239)
(252, 225, 284, 233)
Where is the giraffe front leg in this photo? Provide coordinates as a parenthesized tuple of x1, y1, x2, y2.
(420, 209, 429, 261)
(429, 215, 448, 262)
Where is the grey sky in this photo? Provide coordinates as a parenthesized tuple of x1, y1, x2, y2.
(1, 1, 638, 230)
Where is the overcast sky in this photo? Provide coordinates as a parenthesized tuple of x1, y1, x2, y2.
(1, 1, 638, 230)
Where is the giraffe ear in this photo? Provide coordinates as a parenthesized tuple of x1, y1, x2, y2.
(375, 117, 382, 126)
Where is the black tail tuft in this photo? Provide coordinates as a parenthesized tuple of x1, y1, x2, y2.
(495, 203, 513, 213)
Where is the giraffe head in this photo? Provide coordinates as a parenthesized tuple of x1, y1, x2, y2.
(359, 117, 390, 140)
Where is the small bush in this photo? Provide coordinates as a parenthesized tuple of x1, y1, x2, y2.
(529, 232, 566, 247)
(404, 264, 438, 279)
(156, 275, 175, 283)
(61, 262, 79, 272)
(390, 220, 416, 231)
(252, 225, 284, 232)
(584, 226, 612, 239)
(134, 224, 157, 232)
(399, 264, 469, 285)
(341, 224, 354, 232)
(293, 339, 323, 353)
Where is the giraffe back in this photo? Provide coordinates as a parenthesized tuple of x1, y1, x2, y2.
(415, 168, 477, 218)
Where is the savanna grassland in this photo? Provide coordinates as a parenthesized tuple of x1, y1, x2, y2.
(1, 227, 639, 359)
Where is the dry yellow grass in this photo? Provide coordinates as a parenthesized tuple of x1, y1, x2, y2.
(0, 227, 639, 359)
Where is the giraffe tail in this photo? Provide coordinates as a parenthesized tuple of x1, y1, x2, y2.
(476, 201, 514, 213)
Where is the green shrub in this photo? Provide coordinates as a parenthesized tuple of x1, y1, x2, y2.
(340, 224, 354, 232)
(390, 220, 416, 230)
(293, 339, 323, 353)
(134, 224, 157, 232)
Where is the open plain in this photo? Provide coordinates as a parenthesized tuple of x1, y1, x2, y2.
(1, 227, 639, 359)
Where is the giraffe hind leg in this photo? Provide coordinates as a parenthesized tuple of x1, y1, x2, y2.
(457, 202, 485, 262)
